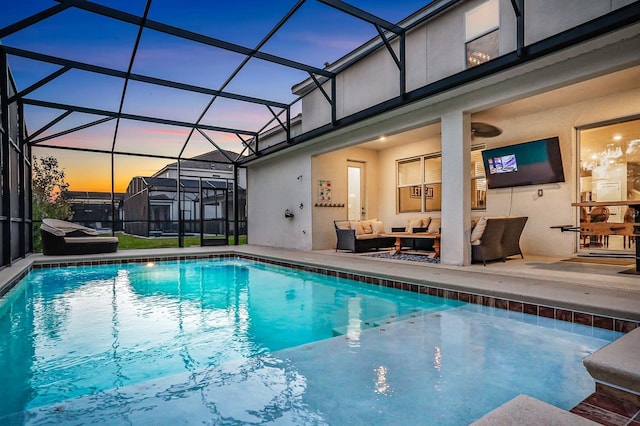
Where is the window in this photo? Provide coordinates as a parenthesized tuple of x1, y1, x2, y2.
(397, 147, 486, 213)
(471, 149, 487, 209)
(398, 158, 422, 213)
(465, 0, 499, 68)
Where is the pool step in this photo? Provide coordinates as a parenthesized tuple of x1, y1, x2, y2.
(332, 305, 453, 336)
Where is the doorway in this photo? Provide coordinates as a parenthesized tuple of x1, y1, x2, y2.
(199, 179, 229, 246)
(578, 117, 640, 254)
(347, 161, 366, 221)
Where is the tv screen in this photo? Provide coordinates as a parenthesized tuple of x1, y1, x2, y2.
(482, 137, 565, 189)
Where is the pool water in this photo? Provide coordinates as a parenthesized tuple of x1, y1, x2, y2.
(0, 258, 622, 425)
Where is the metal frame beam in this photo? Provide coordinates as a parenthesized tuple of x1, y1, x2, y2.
(29, 117, 115, 145)
(317, 0, 406, 98)
(31, 142, 238, 164)
(54, 0, 333, 78)
(1, 46, 288, 109)
(0, 51, 11, 265)
(17, 100, 27, 255)
(8, 66, 71, 104)
(196, 129, 235, 163)
(0, 3, 72, 38)
(317, 0, 403, 34)
(177, 0, 306, 167)
(510, 0, 525, 57)
(235, 133, 257, 156)
(22, 98, 258, 137)
(27, 110, 73, 142)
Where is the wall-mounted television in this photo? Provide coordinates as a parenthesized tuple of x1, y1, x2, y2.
(481, 137, 565, 189)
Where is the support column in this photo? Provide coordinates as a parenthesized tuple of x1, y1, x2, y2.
(177, 159, 183, 248)
(440, 110, 472, 266)
(233, 164, 239, 245)
(0, 51, 11, 267)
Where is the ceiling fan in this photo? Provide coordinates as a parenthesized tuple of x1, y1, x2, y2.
(471, 122, 502, 138)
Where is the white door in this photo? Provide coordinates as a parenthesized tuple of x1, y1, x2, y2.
(347, 161, 366, 221)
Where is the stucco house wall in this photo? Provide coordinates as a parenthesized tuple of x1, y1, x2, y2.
(299, 0, 628, 134)
(247, 0, 640, 263)
(525, 0, 635, 44)
(311, 146, 381, 250)
(247, 149, 313, 250)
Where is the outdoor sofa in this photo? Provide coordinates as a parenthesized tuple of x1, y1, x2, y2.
(471, 216, 528, 265)
(334, 220, 395, 253)
(41, 218, 119, 255)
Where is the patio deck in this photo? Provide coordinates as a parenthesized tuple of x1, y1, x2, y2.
(2, 245, 639, 322)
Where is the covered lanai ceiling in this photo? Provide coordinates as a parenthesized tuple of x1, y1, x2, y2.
(1, 0, 431, 165)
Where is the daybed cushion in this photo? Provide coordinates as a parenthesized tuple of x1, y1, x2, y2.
(64, 236, 119, 244)
(41, 219, 99, 237)
(41, 219, 119, 256)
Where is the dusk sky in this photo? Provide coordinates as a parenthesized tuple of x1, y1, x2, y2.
(2, 0, 430, 191)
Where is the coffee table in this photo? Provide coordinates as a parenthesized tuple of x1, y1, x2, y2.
(382, 232, 441, 257)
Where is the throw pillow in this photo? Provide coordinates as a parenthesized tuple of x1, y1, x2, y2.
(362, 220, 373, 234)
(428, 218, 441, 233)
(335, 221, 351, 230)
(351, 221, 365, 235)
(408, 218, 423, 233)
(371, 220, 385, 234)
(422, 216, 432, 229)
(470, 216, 488, 242)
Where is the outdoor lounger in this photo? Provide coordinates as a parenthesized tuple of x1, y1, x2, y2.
(40, 218, 119, 255)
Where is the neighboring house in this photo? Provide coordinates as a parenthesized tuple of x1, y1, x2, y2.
(152, 149, 247, 189)
(246, 0, 640, 265)
(123, 150, 247, 237)
(65, 191, 124, 231)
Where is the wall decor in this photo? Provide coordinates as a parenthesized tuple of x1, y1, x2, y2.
(425, 186, 434, 198)
(318, 180, 332, 202)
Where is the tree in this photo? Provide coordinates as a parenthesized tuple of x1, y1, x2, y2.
(32, 155, 72, 222)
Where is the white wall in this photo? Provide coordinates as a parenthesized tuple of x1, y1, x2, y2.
(258, 119, 303, 151)
(525, 1, 620, 44)
(311, 147, 380, 250)
(247, 150, 313, 250)
(474, 86, 640, 257)
(337, 44, 399, 118)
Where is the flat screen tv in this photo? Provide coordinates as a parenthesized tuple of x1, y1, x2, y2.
(481, 137, 565, 189)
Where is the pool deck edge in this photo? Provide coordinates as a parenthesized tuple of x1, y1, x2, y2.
(2, 245, 640, 324)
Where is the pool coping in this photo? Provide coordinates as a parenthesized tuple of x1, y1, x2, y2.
(2, 249, 638, 334)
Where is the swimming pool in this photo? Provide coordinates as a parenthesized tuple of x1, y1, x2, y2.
(0, 257, 621, 425)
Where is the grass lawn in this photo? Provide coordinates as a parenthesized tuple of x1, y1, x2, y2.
(108, 233, 247, 250)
